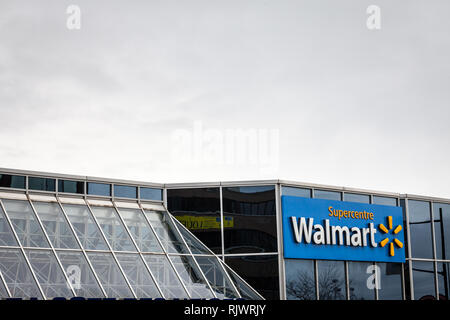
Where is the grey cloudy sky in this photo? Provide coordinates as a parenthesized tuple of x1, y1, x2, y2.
(0, 0, 449, 198)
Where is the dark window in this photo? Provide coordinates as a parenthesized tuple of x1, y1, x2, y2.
(348, 261, 375, 300)
(408, 200, 433, 259)
(114, 185, 137, 199)
(433, 203, 450, 260)
(285, 259, 316, 300)
(314, 189, 341, 201)
(317, 260, 346, 300)
(373, 196, 397, 206)
(0, 174, 25, 189)
(58, 180, 84, 194)
(412, 261, 436, 300)
(28, 177, 56, 192)
(282, 186, 311, 198)
(140, 187, 163, 201)
(377, 262, 403, 300)
(225, 255, 279, 300)
(437, 262, 450, 300)
(168, 188, 221, 254)
(87, 182, 111, 196)
(222, 186, 277, 254)
(343, 193, 370, 204)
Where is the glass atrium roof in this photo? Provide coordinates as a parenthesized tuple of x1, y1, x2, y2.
(0, 192, 262, 300)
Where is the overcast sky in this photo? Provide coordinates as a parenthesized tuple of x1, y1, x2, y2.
(0, 0, 449, 198)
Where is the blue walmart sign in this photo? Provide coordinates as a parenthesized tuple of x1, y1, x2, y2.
(282, 196, 405, 263)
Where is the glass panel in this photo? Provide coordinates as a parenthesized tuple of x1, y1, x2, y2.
(116, 207, 162, 253)
(0, 202, 18, 246)
(114, 185, 137, 199)
(28, 177, 55, 192)
(285, 259, 316, 300)
(0, 273, 8, 298)
(225, 255, 279, 300)
(437, 262, 449, 300)
(62, 204, 109, 250)
(58, 180, 84, 194)
(373, 196, 397, 206)
(173, 218, 212, 254)
(433, 203, 450, 260)
(25, 249, 73, 298)
(0, 174, 25, 189)
(412, 261, 436, 300)
(222, 186, 277, 254)
(115, 253, 161, 298)
(348, 261, 375, 300)
(2, 199, 50, 248)
(377, 262, 403, 300)
(0, 248, 42, 299)
(281, 186, 311, 198)
(170, 255, 214, 298)
(344, 193, 370, 204)
(168, 188, 221, 254)
(317, 260, 346, 300)
(144, 210, 188, 254)
(195, 255, 239, 299)
(143, 254, 188, 299)
(314, 190, 341, 201)
(32, 201, 79, 249)
(140, 187, 162, 201)
(56, 251, 105, 298)
(87, 183, 111, 196)
(86, 252, 134, 298)
(408, 200, 433, 259)
(90, 206, 136, 252)
(223, 263, 262, 300)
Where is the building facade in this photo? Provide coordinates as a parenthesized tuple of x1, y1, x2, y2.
(0, 168, 448, 300)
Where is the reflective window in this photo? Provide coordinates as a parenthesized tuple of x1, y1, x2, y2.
(87, 182, 111, 197)
(62, 204, 109, 251)
(222, 186, 277, 254)
(28, 177, 55, 192)
(90, 206, 136, 252)
(282, 186, 311, 198)
(377, 262, 403, 300)
(114, 185, 137, 199)
(115, 253, 161, 298)
(173, 218, 212, 255)
(140, 188, 162, 201)
(317, 260, 346, 300)
(116, 207, 162, 253)
(195, 255, 239, 299)
(408, 200, 433, 259)
(0, 203, 18, 246)
(433, 203, 450, 260)
(437, 262, 449, 300)
(223, 264, 263, 300)
(0, 248, 42, 299)
(56, 251, 105, 298)
(143, 254, 188, 299)
(285, 259, 316, 300)
(58, 180, 84, 194)
(32, 201, 79, 249)
(168, 188, 221, 254)
(0, 174, 25, 189)
(144, 210, 188, 254)
(225, 255, 279, 300)
(170, 255, 214, 298)
(412, 261, 436, 300)
(348, 261, 375, 300)
(314, 190, 341, 201)
(2, 199, 50, 248)
(25, 249, 74, 298)
(373, 196, 397, 206)
(87, 252, 134, 298)
(344, 193, 370, 204)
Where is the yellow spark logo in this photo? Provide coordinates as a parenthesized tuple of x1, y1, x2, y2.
(378, 216, 403, 256)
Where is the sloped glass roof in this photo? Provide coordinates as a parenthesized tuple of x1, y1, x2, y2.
(0, 192, 263, 300)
